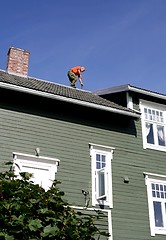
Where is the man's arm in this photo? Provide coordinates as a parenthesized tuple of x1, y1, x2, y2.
(78, 69, 84, 86)
(79, 78, 84, 86)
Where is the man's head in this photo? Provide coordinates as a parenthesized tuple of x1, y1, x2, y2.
(80, 66, 85, 72)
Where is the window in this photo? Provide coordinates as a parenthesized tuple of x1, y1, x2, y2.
(140, 100, 166, 151)
(13, 152, 60, 191)
(145, 172, 166, 236)
(90, 143, 114, 208)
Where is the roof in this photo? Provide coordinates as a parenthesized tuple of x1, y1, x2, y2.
(0, 70, 140, 118)
(94, 84, 166, 101)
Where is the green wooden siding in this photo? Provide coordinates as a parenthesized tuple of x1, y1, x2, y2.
(0, 89, 165, 239)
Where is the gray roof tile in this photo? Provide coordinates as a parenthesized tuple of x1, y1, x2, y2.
(0, 70, 138, 115)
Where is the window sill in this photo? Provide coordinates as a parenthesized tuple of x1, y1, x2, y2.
(153, 228, 166, 236)
(143, 144, 166, 152)
(92, 199, 113, 209)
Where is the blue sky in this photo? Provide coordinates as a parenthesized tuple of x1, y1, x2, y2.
(1, 0, 166, 93)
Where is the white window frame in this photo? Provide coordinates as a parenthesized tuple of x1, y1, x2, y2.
(140, 100, 166, 152)
(144, 172, 166, 236)
(96, 167, 107, 200)
(13, 152, 60, 191)
(90, 143, 114, 208)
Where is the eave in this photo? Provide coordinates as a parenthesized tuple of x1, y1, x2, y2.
(0, 81, 140, 118)
(95, 84, 166, 101)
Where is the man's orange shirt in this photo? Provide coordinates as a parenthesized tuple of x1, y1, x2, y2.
(71, 66, 81, 76)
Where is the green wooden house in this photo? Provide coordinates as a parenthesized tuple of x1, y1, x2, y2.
(1, 47, 166, 239)
(95, 84, 166, 239)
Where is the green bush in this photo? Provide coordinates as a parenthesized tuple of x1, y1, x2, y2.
(0, 164, 109, 240)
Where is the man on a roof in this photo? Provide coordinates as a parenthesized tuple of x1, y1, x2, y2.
(67, 66, 85, 88)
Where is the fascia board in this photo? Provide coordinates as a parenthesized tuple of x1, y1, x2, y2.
(128, 85, 166, 101)
(0, 82, 140, 118)
(94, 84, 130, 95)
(96, 84, 166, 101)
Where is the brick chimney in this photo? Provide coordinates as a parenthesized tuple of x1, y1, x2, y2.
(6, 47, 30, 77)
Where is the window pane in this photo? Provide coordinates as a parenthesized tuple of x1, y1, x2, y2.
(102, 155, 105, 162)
(96, 154, 100, 161)
(161, 192, 164, 199)
(157, 125, 166, 146)
(152, 191, 156, 197)
(148, 109, 152, 120)
(146, 123, 154, 144)
(102, 162, 106, 168)
(160, 185, 163, 191)
(157, 191, 160, 198)
(98, 170, 105, 197)
(152, 183, 155, 190)
(153, 201, 163, 227)
(96, 154, 101, 169)
(156, 184, 159, 190)
(144, 108, 148, 119)
(160, 112, 164, 123)
(96, 162, 100, 169)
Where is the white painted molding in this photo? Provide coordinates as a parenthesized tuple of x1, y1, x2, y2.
(13, 152, 60, 165)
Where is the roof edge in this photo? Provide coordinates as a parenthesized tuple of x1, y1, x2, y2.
(128, 85, 166, 100)
(0, 81, 140, 118)
(95, 84, 166, 101)
(94, 84, 130, 95)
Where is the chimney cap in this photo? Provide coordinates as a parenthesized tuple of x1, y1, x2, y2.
(7, 46, 30, 55)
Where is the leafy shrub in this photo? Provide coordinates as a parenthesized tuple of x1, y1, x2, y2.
(0, 164, 109, 240)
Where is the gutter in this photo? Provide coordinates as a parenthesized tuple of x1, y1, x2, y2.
(128, 85, 166, 101)
(0, 82, 140, 118)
